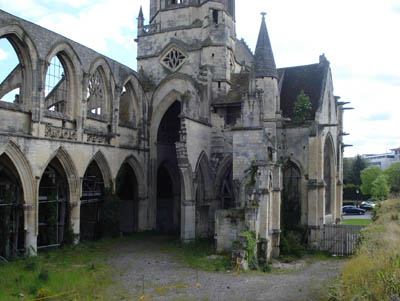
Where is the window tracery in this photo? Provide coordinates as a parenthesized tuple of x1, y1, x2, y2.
(87, 69, 106, 117)
(161, 47, 187, 72)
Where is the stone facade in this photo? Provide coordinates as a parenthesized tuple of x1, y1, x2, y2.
(0, 0, 345, 262)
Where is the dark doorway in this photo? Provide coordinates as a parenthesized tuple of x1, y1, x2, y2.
(156, 101, 181, 234)
(0, 154, 24, 259)
(116, 163, 139, 234)
(38, 157, 70, 248)
(281, 161, 301, 232)
(80, 161, 104, 241)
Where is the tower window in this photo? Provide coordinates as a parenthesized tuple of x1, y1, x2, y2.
(213, 10, 219, 24)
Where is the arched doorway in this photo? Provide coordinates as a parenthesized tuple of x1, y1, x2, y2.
(80, 161, 104, 241)
(0, 154, 24, 259)
(38, 157, 70, 248)
(116, 163, 139, 234)
(156, 101, 181, 234)
(281, 161, 301, 232)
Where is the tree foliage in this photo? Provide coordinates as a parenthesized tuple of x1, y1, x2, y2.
(344, 155, 369, 185)
(384, 162, 400, 193)
(360, 166, 383, 196)
(293, 90, 312, 125)
(371, 174, 390, 200)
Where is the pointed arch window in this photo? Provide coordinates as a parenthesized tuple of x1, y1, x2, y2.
(87, 68, 106, 118)
(45, 55, 68, 113)
(119, 82, 138, 128)
(0, 38, 21, 104)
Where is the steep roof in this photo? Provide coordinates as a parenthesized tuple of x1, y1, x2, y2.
(278, 63, 328, 119)
(254, 13, 278, 79)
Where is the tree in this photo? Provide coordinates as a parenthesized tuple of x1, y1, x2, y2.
(293, 90, 312, 125)
(360, 166, 383, 196)
(371, 174, 390, 200)
(343, 158, 354, 185)
(384, 162, 400, 193)
(349, 155, 368, 186)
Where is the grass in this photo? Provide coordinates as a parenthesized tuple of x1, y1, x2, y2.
(324, 199, 400, 300)
(0, 235, 148, 300)
(341, 219, 372, 226)
(168, 239, 231, 272)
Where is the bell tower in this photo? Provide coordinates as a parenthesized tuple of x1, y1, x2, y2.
(137, 0, 237, 96)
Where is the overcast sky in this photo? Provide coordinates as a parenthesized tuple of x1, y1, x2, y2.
(0, 0, 399, 157)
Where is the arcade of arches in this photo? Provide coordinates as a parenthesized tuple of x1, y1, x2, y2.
(0, 2, 344, 261)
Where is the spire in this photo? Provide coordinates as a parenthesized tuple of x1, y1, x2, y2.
(138, 6, 144, 19)
(254, 12, 278, 79)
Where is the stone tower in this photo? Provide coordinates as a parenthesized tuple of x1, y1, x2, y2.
(137, 0, 237, 99)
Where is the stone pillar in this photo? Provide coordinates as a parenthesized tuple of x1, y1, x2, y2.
(138, 196, 149, 231)
(181, 200, 195, 242)
(176, 118, 196, 242)
(25, 204, 37, 256)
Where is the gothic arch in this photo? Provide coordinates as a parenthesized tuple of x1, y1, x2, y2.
(121, 155, 146, 197)
(281, 160, 302, 231)
(0, 140, 35, 207)
(324, 133, 336, 216)
(85, 151, 112, 189)
(86, 58, 115, 120)
(43, 42, 82, 118)
(0, 24, 38, 107)
(40, 147, 80, 202)
(215, 155, 234, 209)
(194, 151, 214, 201)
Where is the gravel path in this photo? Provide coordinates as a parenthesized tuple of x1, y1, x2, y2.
(108, 236, 344, 301)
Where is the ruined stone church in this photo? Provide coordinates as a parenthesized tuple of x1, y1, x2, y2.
(0, 0, 345, 261)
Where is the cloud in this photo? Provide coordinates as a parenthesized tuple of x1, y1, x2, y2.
(363, 113, 392, 121)
(371, 74, 400, 86)
(0, 49, 8, 61)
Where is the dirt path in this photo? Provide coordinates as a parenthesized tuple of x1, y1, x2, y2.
(109, 236, 344, 300)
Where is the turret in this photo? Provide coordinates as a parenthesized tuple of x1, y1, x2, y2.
(137, 6, 144, 32)
(253, 12, 279, 119)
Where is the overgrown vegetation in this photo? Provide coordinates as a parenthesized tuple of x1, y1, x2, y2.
(0, 238, 122, 300)
(169, 239, 231, 272)
(325, 199, 400, 300)
(279, 230, 306, 260)
(293, 90, 312, 125)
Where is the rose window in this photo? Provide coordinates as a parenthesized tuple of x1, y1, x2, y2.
(161, 48, 187, 71)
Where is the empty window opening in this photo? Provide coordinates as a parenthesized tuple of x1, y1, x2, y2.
(218, 81, 221, 89)
(0, 38, 21, 103)
(45, 55, 67, 113)
(213, 10, 219, 24)
(87, 69, 106, 117)
(119, 82, 137, 126)
(38, 158, 70, 249)
(218, 162, 234, 209)
(0, 154, 24, 259)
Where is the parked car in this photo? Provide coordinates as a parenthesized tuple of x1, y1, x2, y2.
(342, 205, 366, 215)
(360, 201, 375, 211)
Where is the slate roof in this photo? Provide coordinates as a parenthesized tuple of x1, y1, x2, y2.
(254, 14, 278, 79)
(213, 73, 250, 106)
(278, 63, 328, 119)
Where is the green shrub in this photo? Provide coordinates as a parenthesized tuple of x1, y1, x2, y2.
(280, 231, 306, 258)
(293, 90, 312, 125)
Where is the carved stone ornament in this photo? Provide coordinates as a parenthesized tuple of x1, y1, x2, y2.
(160, 47, 187, 72)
